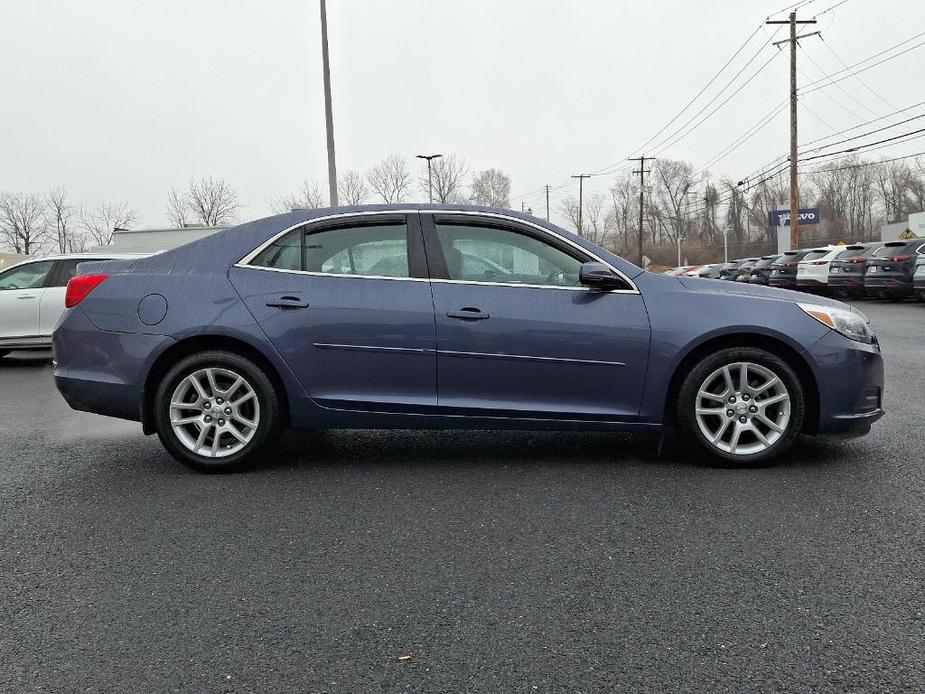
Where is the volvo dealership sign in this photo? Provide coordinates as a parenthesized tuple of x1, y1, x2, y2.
(769, 208, 821, 226)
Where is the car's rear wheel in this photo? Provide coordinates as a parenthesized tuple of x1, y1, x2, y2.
(916, 290, 925, 303)
(677, 347, 805, 466)
(154, 350, 281, 472)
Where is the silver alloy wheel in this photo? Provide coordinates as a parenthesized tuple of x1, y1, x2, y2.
(168, 367, 260, 458)
(695, 361, 791, 456)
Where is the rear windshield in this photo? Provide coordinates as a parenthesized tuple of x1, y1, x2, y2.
(802, 249, 831, 262)
(836, 246, 869, 259)
(754, 256, 778, 269)
(873, 241, 921, 257)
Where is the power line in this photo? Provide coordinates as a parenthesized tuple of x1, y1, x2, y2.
(590, 22, 785, 177)
(694, 100, 788, 175)
(797, 43, 877, 121)
(800, 32, 925, 94)
(801, 149, 924, 173)
(800, 100, 925, 147)
(800, 127, 925, 162)
(819, 36, 902, 115)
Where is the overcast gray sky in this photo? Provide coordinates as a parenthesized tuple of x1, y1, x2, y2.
(1, 0, 923, 229)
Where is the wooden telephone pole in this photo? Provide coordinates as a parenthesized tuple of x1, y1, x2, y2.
(767, 12, 818, 249)
(628, 156, 655, 267)
(571, 174, 591, 236)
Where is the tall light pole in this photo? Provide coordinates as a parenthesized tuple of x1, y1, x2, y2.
(416, 154, 442, 203)
(319, 0, 338, 207)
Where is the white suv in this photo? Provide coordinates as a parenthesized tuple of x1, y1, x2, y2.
(0, 253, 144, 357)
(795, 245, 843, 293)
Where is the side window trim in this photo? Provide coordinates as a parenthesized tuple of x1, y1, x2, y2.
(248, 213, 427, 280)
(421, 212, 634, 292)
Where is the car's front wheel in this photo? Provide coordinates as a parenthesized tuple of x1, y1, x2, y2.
(677, 347, 805, 466)
(154, 350, 282, 472)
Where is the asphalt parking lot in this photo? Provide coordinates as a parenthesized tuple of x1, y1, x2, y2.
(1, 300, 923, 693)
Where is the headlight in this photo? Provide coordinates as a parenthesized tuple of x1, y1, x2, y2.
(798, 302, 873, 344)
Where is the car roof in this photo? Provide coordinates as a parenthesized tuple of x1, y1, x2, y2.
(131, 203, 646, 279)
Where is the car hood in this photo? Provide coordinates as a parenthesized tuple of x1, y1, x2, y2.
(677, 275, 848, 310)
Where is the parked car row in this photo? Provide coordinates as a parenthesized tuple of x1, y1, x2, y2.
(666, 238, 925, 302)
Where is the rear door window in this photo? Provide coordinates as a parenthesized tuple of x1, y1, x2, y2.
(0, 261, 55, 290)
(250, 219, 416, 279)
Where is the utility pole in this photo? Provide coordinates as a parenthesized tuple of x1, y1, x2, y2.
(571, 174, 591, 236)
(628, 155, 655, 267)
(320, 0, 338, 206)
(767, 11, 818, 250)
(545, 185, 550, 221)
(416, 154, 442, 203)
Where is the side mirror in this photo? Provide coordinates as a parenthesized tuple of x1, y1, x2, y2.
(579, 262, 621, 290)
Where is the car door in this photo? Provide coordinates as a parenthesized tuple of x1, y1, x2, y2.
(229, 212, 437, 412)
(0, 260, 56, 342)
(422, 213, 651, 419)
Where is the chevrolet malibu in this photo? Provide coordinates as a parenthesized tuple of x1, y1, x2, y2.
(53, 205, 884, 472)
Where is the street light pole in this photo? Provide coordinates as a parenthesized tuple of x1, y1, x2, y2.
(416, 154, 442, 203)
(319, 0, 338, 207)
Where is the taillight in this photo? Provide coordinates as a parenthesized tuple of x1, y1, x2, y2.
(65, 274, 108, 308)
(890, 255, 911, 262)
(783, 262, 797, 268)
(849, 257, 867, 264)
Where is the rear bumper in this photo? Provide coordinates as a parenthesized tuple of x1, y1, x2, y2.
(53, 307, 175, 423)
(769, 277, 797, 288)
(806, 330, 884, 440)
(864, 276, 913, 293)
(796, 278, 827, 287)
(827, 275, 864, 288)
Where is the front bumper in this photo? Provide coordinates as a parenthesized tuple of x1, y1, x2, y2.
(806, 329, 884, 440)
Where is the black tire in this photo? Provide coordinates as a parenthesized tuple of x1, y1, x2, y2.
(676, 347, 805, 467)
(916, 290, 925, 303)
(154, 350, 282, 473)
(0, 350, 9, 360)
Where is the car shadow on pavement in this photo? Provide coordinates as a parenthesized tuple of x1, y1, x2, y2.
(254, 428, 852, 474)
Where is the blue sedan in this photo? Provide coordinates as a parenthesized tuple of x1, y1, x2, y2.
(53, 205, 884, 472)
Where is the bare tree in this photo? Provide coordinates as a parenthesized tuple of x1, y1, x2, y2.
(167, 177, 239, 227)
(606, 173, 638, 254)
(367, 154, 413, 203)
(908, 156, 925, 212)
(166, 187, 190, 227)
(808, 157, 880, 241)
(0, 192, 49, 254)
(46, 187, 77, 254)
(79, 202, 140, 247)
(872, 159, 912, 224)
(647, 159, 699, 246)
(187, 176, 239, 226)
(470, 168, 511, 207)
(338, 170, 369, 205)
(419, 154, 468, 203)
(271, 179, 325, 213)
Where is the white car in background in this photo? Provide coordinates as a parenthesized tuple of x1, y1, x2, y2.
(795, 245, 843, 293)
(0, 253, 144, 358)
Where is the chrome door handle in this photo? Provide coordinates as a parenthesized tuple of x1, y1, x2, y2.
(17, 295, 36, 300)
(446, 308, 490, 320)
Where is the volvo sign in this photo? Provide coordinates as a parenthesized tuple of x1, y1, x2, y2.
(769, 208, 821, 226)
